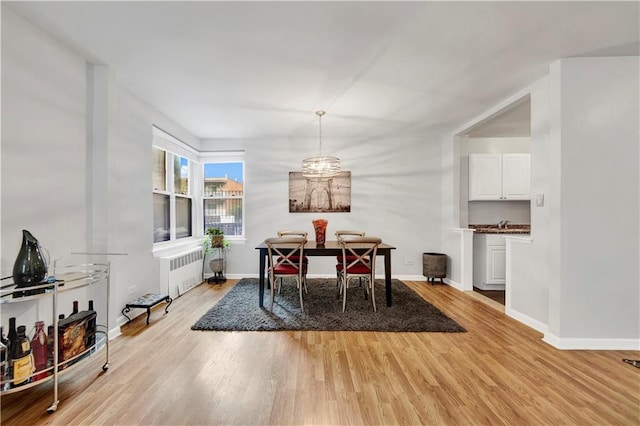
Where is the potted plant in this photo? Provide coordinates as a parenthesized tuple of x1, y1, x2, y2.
(203, 227, 230, 284)
(205, 227, 227, 248)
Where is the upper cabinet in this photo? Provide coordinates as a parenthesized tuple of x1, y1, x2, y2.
(469, 153, 530, 200)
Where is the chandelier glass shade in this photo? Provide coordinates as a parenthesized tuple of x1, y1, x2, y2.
(301, 111, 341, 179)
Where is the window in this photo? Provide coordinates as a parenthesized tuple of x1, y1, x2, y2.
(203, 159, 244, 238)
(152, 127, 196, 244)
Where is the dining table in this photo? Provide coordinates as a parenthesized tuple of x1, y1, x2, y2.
(255, 240, 396, 308)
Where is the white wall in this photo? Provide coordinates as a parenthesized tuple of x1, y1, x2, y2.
(507, 76, 553, 331)
(2, 6, 445, 337)
(1, 7, 91, 327)
(444, 57, 639, 349)
(201, 132, 442, 279)
(545, 57, 639, 348)
(1, 7, 200, 333)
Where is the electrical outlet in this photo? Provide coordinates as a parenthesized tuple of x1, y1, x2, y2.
(128, 285, 136, 295)
(405, 259, 414, 265)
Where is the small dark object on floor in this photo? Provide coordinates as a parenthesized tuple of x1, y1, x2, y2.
(623, 359, 640, 368)
(423, 252, 447, 285)
(207, 274, 226, 285)
(122, 293, 172, 325)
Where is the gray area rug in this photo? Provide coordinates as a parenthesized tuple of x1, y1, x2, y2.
(191, 278, 466, 332)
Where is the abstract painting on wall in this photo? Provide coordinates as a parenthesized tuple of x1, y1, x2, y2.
(289, 171, 351, 213)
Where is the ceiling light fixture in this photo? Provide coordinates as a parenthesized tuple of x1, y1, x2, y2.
(301, 110, 341, 179)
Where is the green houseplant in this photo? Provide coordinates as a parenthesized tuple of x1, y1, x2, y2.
(205, 227, 229, 249)
(203, 227, 230, 284)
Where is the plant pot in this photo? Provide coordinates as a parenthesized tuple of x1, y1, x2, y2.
(209, 258, 224, 273)
(211, 235, 225, 248)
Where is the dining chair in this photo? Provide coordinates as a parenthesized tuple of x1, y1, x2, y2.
(277, 231, 309, 261)
(277, 230, 309, 292)
(334, 230, 366, 288)
(336, 236, 382, 312)
(265, 236, 308, 313)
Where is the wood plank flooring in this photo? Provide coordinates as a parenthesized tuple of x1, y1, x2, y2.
(1, 279, 638, 425)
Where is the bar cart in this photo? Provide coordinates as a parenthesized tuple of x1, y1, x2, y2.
(0, 255, 112, 413)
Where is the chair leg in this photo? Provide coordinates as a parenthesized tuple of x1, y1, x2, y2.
(370, 277, 376, 312)
(269, 278, 276, 313)
(298, 277, 305, 313)
(342, 278, 348, 312)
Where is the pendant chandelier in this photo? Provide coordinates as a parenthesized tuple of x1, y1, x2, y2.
(301, 110, 341, 179)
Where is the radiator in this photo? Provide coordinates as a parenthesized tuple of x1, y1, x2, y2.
(159, 248, 203, 298)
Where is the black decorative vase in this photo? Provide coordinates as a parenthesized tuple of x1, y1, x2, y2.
(12, 230, 48, 289)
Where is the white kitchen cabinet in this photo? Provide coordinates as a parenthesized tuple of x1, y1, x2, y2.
(473, 234, 506, 290)
(469, 153, 530, 200)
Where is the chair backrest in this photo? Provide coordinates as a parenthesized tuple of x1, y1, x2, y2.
(265, 236, 307, 273)
(277, 230, 308, 238)
(335, 230, 365, 241)
(339, 236, 382, 272)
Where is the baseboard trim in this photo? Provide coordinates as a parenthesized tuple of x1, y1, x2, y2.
(109, 324, 122, 340)
(444, 278, 464, 291)
(505, 307, 548, 334)
(474, 283, 505, 291)
(542, 333, 640, 350)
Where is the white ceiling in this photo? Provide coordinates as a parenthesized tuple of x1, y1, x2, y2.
(5, 1, 639, 141)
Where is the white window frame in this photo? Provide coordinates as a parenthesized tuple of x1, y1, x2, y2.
(152, 127, 198, 247)
(199, 151, 246, 241)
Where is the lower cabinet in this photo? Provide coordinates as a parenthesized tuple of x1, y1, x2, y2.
(473, 234, 506, 290)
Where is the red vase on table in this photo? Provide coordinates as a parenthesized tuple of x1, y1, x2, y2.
(312, 219, 328, 245)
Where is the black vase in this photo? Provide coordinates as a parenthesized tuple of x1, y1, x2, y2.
(12, 230, 48, 288)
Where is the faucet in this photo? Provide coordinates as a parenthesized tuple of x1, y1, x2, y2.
(497, 220, 510, 229)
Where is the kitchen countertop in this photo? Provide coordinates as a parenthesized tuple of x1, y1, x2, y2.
(469, 224, 530, 234)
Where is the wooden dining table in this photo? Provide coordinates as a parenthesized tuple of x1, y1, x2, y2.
(255, 240, 396, 308)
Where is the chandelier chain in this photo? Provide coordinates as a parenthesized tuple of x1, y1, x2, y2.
(301, 110, 340, 180)
(316, 110, 325, 155)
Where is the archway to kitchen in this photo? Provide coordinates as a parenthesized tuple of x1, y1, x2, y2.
(456, 94, 532, 306)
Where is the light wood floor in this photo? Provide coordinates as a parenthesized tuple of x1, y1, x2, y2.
(1, 279, 638, 425)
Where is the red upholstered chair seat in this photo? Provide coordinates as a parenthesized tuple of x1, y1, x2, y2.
(336, 263, 371, 274)
(272, 264, 306, 275)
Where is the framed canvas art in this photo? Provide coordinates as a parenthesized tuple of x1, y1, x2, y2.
(289, 171, 351, 213)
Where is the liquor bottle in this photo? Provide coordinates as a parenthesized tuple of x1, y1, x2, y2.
(7, 318, 17, 354)
(5, 317, 18, 382)
(0, 326, 7, 364)
(0, 327, 7, 389)
(47, 324, 55, 369)
(0, 326, 8, 347)
(71, 300, 79, 316)
(31, 321, 48, 381)
(56, 314, 64, 368)
(10, 325, 33, 387)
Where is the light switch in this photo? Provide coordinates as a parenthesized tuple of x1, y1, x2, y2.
(536, 194, 545, 207)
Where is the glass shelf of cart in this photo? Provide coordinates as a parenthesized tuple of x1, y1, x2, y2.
(0, 280, 60, 304)
(0, 364, 56, 394)
(0, 324, 109, 395)
(54, 267, 109, 293)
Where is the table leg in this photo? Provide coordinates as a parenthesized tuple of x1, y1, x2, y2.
(385, 250, 392, 307)
(259, 249, 266, 308)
